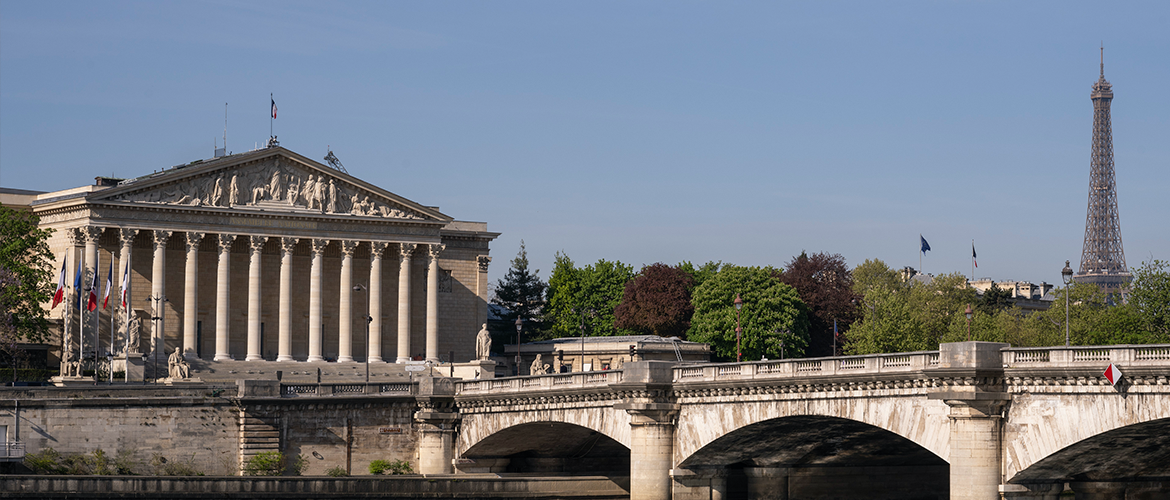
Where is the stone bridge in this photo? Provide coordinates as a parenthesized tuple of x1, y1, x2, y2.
(405, 342, 1170, 500)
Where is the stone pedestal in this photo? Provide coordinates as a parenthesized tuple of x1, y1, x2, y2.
(50, 375, 93, 387)
(163, 377, 204, 385)
(453, 360, 497, 380)
(671, 468, 728, 500)
(123, 353, 144, 382)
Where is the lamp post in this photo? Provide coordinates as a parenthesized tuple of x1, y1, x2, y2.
(964, 304, 973, 342)
(1062, 260, 1074, 347)
(514, 317, 523, 376)
(353, 284, 370, 383)
(149, 295, 165, 384)
(733, 294, 743, 363)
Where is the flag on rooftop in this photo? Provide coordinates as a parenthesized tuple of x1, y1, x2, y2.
(920, 235, 931, 254)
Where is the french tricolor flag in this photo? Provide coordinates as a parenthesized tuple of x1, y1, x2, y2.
(86, 254, 99, 312)
(51, 258, 67, 309)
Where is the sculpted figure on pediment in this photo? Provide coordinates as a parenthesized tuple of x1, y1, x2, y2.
(109, 158, 427, 219)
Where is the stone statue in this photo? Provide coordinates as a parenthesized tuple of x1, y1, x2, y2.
(475, 323, 492, 360)
(168, 348, 190, 379)
(530, 354, 549, 375)
(326, 179, 337, 213)
(126, 314, 142, 354)
(228, 174, 240, 206)
(211, 175, 224, 206)
(268, 169, 283, 201)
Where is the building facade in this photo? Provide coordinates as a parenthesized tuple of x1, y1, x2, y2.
(17, 146, 497, 371)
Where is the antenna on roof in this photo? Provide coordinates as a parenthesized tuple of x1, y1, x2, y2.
(324, 146, 347, 174)
(214, 103, 228, 158)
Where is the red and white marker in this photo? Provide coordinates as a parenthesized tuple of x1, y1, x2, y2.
(1103, 363, 1123, 386)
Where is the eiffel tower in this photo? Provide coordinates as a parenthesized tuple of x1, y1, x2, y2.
(1076, 47, 1131, 295)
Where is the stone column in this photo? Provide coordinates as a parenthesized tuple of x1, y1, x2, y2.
(82, 226, 102, 357)
(213, 234, 235, 361)
(476, 256, 491, 329)
(337, 240, 359, 363)
(424, 244, 444, 362)
(182, 232, 204, 359)
(745, 467, 789, 500)
(615, 361, 679, 500)
(368, 242, 388, 363)
(396, 243, 416, 363)
(150, 230, 172, 356)
(277, 237, 299, 362)
(307, 239, 328, 362)
(117, 229, 138, 355)
(414, 377, 458, 474)
(245, 235, 267, 361)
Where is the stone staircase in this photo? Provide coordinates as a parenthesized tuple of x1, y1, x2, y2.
(237, 411, 280, 470)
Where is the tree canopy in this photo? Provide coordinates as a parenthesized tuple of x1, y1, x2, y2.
(0, 205, 55, 345)
(614, 263, 695, 338)
(544, 253, 635, 338)
(688, 265, 810, 360)
(779, 251, 859, 356)
(846, 268, 975, 355)
(491, 240, 547, 328)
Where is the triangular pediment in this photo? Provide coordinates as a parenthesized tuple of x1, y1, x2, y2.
(92, 148, 447, 222)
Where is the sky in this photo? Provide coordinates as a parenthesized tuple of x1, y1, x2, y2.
(2, 1, 1167, 291)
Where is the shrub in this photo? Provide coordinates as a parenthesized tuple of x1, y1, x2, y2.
(287, 454, 308, 476)
(241, 451, 284, 476)
(326, 466, 349, 477)
(370, 459, 412, 475)
(151, 453, 203, 476)
(23, 447, 64, 474)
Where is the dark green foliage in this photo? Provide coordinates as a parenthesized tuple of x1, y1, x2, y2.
(326, 466, 349, 477)
(688, 266, 810, 360)
(491, 241, 548, 328)
(614, 263, 695, 338)
(23, 448, 139, 475)
(369, 458, 413, 475)
(241, 451, 285, 476)
(977, 283, 1014, 315)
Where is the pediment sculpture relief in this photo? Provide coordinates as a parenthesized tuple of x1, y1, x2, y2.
(110, 159, 424, 220)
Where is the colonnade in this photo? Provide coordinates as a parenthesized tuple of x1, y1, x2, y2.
(73, 226, 446, 364)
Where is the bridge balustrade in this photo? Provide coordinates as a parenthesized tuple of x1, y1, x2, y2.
(279, 381, 414, 397)
(455, 370, 625, 395)
(668, 351, 941, 383)
(1001, 344, 1170, 368)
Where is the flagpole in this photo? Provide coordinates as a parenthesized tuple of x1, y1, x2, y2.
(971, 239, 975, 283)
(270, 93, 273, 139)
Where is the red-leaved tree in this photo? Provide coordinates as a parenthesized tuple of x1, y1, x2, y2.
(778, 252, 859, 356)
(614, 263, 695, 338)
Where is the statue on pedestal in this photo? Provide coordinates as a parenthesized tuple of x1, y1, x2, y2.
(126, 313, 142, 354)
(476, 323, 492, 361)
(530, 354, 549, 375)
(168, 348, 190, 379)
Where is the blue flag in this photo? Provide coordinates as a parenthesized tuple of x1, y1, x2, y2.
(73, 259, 83, 309)
(920, 235, 931, 254)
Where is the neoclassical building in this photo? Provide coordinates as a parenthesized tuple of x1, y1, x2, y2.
(16, 146, 497, 369)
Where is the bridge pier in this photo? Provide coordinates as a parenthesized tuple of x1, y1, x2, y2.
(745, 467, 789, 500)
(414, 377, 458, 475)
(1000, 483, 1064, 499)
(615, 361, 679, 500)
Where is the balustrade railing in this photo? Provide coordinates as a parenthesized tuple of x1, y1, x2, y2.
(280, 381, 415, 397)
(1, 442, 25, 460)
(1002, 344, 1170, 368)
(454, 370, 623, 395)
(667, 351, 940, 383)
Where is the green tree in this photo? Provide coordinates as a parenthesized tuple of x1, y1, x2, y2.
(544, 253, 635, 338)
(678, 261, 724, 291)
(847, 272, 976, 354)
(614, 263, 695, 338)
(0, 205, 55, 345)
(491, 240, 547, 327)
(1129, 259, 1170, 340)
(977, 283, 1014, 315)
(852, 258, 902, 296)
(688, 266, 810, 360)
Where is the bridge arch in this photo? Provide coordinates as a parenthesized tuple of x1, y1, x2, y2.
(456, 405, 631, 458)
(674, 393, 952, 465)
(1004, 388, 1170, 482)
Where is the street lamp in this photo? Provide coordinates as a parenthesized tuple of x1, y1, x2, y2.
(514, 317, 523, 376)
(733, 294, 743, 363)
(964, 304, 973, 341)
(149, 295, 166, 384)
(353, 284, 371, 383)
(1062, 260, 1074, 347)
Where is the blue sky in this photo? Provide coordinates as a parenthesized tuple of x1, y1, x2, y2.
(2, 1, 1167, 290)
